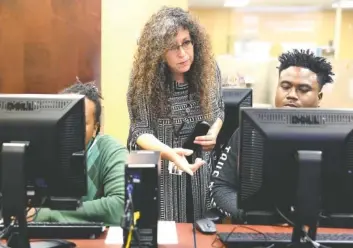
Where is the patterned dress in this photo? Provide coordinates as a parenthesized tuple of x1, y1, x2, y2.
(127, 71, 224, 223)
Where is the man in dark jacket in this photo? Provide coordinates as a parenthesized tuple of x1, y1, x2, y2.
(209, 49, 335, 218)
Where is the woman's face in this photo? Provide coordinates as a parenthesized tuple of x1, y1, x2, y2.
(164, 28, 194, 76)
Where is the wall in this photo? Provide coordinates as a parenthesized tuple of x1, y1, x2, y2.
(0, 0, 101, 93)
(340, 11, 353, 59)
(0, 0, 189, 143)
(101, 0, 188, 143)
(216, 56, 353, 108)
(190, 8, 353, 59)
(191, 8, 353, 109)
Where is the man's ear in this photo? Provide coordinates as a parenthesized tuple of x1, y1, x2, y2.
(94, 122, 100, 136)
(318, 92, 323, 100)
(317, 92, 323, 107)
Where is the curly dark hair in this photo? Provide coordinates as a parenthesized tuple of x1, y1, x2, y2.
(278, 49, 334, 89)
(128, 6, 216, 121)
(60, 80, 102, 124)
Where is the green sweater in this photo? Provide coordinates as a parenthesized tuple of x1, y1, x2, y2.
(35, 134, 127, 225)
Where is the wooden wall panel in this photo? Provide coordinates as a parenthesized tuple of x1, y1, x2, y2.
(0, 0, 101, 94)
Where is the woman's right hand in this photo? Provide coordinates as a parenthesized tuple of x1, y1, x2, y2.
(172, 148, 205, 176)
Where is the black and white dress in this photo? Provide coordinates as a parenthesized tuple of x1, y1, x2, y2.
(127, 71, 224, 223)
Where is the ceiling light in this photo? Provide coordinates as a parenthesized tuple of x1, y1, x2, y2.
(224, 0, 250, 8)
(236, 6, 321, 13)
(332, 0, 353, 8)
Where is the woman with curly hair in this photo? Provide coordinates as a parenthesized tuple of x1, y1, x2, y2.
(127, 6, 224, 222)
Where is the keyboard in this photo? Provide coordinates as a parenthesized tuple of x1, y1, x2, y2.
(0, 222, 105, 239)
(218, 232, 353, 246)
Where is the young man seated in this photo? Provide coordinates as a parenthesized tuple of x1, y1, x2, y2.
(32, 81, 128, 225)
(209, 49, 335, 219)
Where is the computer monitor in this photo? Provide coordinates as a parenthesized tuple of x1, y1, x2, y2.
(216, 88, 252, 157)
(0, 94, 87, 248)
(238, 107, 353, 243)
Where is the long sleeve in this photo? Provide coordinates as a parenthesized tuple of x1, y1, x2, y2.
(209, 129, 239, 217)
(35, 136, 128, 225)
(215, 63, 225, 121)
(127, 82, 154, 150)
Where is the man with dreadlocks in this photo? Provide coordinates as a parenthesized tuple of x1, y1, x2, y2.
(209, 49, 335, 219)
(32, 81, 127, 224)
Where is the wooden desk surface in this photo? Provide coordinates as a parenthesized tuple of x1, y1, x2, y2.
(3, 224, 353, 248)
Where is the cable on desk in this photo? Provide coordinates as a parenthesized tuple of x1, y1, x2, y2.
(211, 225, 237, 248)
(0, 197, 46, 248)
(0, 198, 45, 240)
(276, 207, 331, 248)
(0, 219, 15, 240)
(124, 184, 134, 248)
(192, 222, 197, 248)
(122, 183, 141, 248)
(211, 223, 276, 248)
(126, 211, 140, 248)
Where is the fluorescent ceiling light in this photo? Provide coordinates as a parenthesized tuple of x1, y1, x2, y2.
(236, 6, 321, 12)
(224, 0, 249, 8)
(332, 0, 353, 8)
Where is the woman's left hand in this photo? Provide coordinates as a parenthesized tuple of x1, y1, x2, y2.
(194, 132, 217, 151)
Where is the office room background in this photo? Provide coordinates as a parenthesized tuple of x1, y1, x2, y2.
(0, 0, 352, 143)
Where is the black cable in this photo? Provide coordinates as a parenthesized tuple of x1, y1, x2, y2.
(0, 225, 13, 239)
(0, 218, 16, 240)
(0, 205, 38, 241)
(211, 226, 237, 248)
(241, 225, 270, 240)
(128, 191, 141, 247)
(275, 207, 332, 248)
(192, 222, 197, 248)
(122, 183, 142, 248)
(122, 190, 134, 248)
(211, 224, 274, 248)
(276, 207, 295, 226)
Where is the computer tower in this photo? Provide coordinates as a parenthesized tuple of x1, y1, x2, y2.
(123, 151, 160, 248)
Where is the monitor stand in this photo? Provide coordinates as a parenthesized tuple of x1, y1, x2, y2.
(291, 150, 322, 245)
(1, 142, 76, 248)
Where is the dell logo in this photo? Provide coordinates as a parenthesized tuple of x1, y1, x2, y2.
(6, 101, 35, 111)
(291, 115, 320, 125)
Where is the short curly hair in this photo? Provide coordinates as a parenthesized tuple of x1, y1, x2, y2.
(278, 49, 334, 89)
(60, 80, 102, 124)
(128, 6, 216, 121)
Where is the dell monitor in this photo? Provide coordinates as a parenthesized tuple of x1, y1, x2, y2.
(236, 107, 353, 244)
(216, 88, 252, 158)
(0, 94, 87, 248)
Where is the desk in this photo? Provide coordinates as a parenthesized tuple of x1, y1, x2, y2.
(3, 224, 353, 248)
(165, 224, 353, 248)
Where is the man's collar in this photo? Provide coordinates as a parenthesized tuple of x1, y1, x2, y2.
(86, 136, 98, 151)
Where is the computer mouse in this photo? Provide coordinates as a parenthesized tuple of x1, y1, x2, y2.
(31, 240, 76, 248)
(195, 218, 217, 235)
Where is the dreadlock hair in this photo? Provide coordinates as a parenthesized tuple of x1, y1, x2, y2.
(60, 80, 103, 124)
(278, 49, 335, 89)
